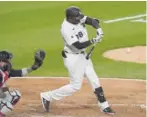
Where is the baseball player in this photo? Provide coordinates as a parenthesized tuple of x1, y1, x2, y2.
(41, 6, 115, 116)
(0, 50, 45, 117)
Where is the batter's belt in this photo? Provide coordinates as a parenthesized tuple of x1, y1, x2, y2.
(62, 50, 85, 58)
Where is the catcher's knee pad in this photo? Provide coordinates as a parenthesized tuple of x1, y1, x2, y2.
(7, 90, 21, 106)
(0, 100, 13, 116)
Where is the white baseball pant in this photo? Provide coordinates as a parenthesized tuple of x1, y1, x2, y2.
(41, 52, 101, 101)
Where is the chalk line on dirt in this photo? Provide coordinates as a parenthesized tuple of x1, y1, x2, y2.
(12, 76, 145, 82)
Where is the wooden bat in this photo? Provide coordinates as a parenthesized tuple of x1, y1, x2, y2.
(86, 43, 97, 60)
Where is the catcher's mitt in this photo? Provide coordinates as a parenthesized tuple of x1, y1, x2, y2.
(32, 49, 46, 70)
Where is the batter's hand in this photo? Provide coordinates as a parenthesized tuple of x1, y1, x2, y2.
(96, 28, 104, 37)
(90, 34, 103, 44)
(32, 49, 46, 70)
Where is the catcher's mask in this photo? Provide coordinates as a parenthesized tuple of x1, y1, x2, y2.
(0, 61, 12, 73)
(65, 6, 84, 24)
(0, 51, 13, 62)
(0, 51, 12, 72)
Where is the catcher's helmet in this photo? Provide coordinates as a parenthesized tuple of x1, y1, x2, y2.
(0, 51, 13, 62)
(65, 6, 84, 24)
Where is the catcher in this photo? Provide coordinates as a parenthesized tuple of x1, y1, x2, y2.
(0, 50, 45, 117)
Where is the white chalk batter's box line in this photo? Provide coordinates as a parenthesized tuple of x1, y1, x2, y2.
(30, 116, 121, 117)
(27, 103, 146, 117)
(30, 115, 108, 117)
(27, 103, 146, 109)
(55, 103, 146, 108)
(30, 116, 111, 117)
(13, 76, 145, 82)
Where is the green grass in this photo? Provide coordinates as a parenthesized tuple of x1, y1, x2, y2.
(0, 1, 146, 79)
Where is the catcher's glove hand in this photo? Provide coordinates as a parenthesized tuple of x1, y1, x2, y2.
(32, 49, 46, 70)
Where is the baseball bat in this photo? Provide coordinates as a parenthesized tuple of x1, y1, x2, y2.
(86, 23, 102, 60)
(86, 43, 97, 60)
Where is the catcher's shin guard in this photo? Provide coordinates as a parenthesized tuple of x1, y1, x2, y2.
(7, 90, 21, 106)
(0, 100, 13, 116)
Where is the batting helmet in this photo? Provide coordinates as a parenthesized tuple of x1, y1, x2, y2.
(65, 6, 84, 24)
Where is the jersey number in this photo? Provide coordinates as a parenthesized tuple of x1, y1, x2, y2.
(76, 31, 83, 39)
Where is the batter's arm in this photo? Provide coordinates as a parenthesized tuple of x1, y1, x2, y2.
(85, 17, 100, 29)
(72, 34, 102, 50)
(72, 40, 92, 49)
(85, 17, 104, 36)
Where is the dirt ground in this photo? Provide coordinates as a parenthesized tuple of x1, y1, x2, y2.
(6, 78, 145, 117)
(103, 46, 146, 64)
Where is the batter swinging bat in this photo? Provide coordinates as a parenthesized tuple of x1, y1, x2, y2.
(86, 23, 103, 60)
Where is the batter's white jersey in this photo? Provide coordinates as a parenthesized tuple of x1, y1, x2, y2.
(61, 16, 88, 53)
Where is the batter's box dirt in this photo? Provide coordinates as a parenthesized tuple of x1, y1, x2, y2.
(7, 78, 145, 117)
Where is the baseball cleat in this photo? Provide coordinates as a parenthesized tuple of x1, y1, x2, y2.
(102, 107, 115, 116)
(41, 96, 50, 112)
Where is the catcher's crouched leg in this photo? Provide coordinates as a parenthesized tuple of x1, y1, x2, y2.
(0, 90, 21, 116)
(0, 100, 13, 117)
(7, 89, 21, 106)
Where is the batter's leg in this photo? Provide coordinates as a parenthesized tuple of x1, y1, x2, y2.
(84, 59, 101, 90)
(41, 54, 86, 112)
(84, 59, 115, 115)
